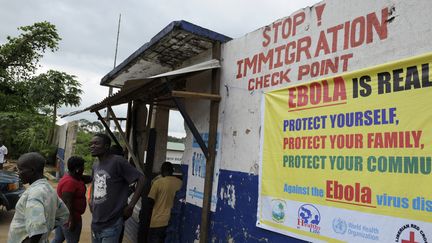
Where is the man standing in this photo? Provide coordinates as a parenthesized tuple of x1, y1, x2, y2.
(8, 152, 69, 243)
(147, 162, 182, 243)
(0, 140, 8, 170)
(90, 133, 145, 243)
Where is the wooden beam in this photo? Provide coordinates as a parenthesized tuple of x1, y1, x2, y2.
(125, 101, 132, 142)
(107, 106, 143, 172)
(200, 42, 221, 243)
(171, 90, 221, 101)
(109, 117, 127, 121)
(95, 110, 121, 148)
(169, 89, 210, 159)
(143, 104, 154, 177)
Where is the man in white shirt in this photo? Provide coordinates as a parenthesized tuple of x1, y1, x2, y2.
(0, 140, 8, 170)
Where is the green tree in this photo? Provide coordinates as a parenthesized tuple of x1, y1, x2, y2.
(79, 119, 104, 133)
(0, 21, 82, 156)
(0, 112, 55, 160)
(29, 70, 83, 142)
(74, 130, 94, 173)
(0, 21, 61, 112)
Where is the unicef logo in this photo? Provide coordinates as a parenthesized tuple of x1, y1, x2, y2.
(271, 199, 286, 223)
(298, 204, 321, 226)
(332, 218, 347, 234)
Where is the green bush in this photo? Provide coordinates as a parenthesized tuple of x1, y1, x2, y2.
(0, 112, 54, 161)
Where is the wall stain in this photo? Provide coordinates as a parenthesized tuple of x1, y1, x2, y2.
(219, 184, 236, 209)
(387, 5, 397, 23)
(249, 162, 259, 175)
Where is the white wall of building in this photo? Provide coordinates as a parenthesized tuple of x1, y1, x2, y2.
(218, 0, 432, 173)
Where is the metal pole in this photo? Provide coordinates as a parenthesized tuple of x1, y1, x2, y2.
(106, 13, 122, 130)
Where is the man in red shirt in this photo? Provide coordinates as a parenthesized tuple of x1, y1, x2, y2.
(52, 156, 91, 243)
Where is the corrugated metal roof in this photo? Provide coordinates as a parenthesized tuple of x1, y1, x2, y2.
(101, 20, 231, 87)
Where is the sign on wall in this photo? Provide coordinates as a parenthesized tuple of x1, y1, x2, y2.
(186, 133, 221, 212)
(258, 53, 432, 242)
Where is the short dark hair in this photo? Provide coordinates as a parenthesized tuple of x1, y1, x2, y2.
(19, 152, 45, 173)
(68, 156, 85, 171)
(94, 133, 112, 147)
(161, 162, 174, 175)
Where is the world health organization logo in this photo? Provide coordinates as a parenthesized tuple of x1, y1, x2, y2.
(332, 218, 347, 234)
(271, 199, 286, 223)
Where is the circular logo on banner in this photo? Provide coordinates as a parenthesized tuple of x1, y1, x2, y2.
(297, 204, 321, 234)
(395, 224, 428, 243)
(271, 199, 286, 223)
(332, 218, 347, 234)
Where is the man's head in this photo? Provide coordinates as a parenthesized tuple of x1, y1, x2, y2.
(17, 152, 45, 184)
(161, 162, 174, 177)
(68, 156, 85, 176)
(90, 133, 111, 157)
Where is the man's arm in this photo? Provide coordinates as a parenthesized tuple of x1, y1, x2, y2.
(123, 175, 145, 219)
(55, 196, 70, 228)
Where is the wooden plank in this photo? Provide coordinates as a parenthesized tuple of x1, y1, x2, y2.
(95, 110, 121, 148)
(171, 90, 221, 101)
(125, 101, 132, 142)
(169, 92, 209, 159)
(107, 106, 143, 172)
(200, 42, 221, 243)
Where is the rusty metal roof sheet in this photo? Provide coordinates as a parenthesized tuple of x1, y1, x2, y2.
(101, 20, 231, 87)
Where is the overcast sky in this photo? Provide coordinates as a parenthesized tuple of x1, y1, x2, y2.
(1, 0, 320, 137)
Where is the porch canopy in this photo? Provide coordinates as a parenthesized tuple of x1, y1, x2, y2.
(79, 20, 231, 243)
(89, 59, 222, 111)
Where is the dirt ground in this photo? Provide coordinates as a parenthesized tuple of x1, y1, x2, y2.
(0, 178, 93, 242)
(0, 207, 93, 242)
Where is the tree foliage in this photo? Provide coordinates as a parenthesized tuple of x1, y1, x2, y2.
(74, 130, 94, 173)
(0, 112, 56, 160)
(29, 70, 82, 142)
(0, 22, 61, 112)
(30, 70, 82, 110)
(0, 21, 82, 157)
(78, 119, 104, 133)
(0, 21, 60, 81)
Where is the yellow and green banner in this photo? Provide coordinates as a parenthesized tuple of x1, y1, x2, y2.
(258, 53, 432, 242)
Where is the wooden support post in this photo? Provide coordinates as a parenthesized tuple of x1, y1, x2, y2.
(143, 104, 154, 176)
(107, 106, 143, 172)
(125, 101, 132, 143)
(200, 42, 221, 243)
(95, 110, 121, 148)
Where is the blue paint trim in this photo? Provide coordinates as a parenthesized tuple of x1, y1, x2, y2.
(211, 169, 306, 242)
(101, 20, 232, 85)
(178, 169, 307, 242)
(56, 148, 65, 161)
